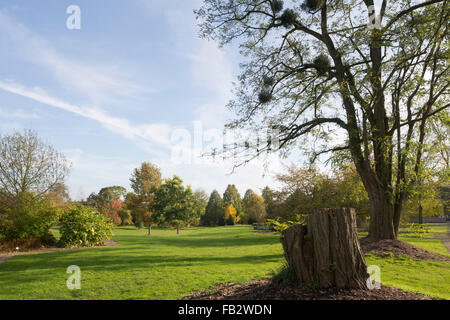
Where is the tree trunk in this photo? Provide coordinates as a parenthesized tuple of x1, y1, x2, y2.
(418, 194, 423, 224)
(148, 225, 152, 236)
(353, 152, 397, 240)
(393, 192, 405, 238)
(367, 188, 396, 240)
(281, 208, 368, 289)
(176, 226, 180, 235)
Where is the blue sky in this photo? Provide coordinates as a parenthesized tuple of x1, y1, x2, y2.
(0, 0, 291, 199)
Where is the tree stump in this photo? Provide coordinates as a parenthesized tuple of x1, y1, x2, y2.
(280, 208, 369, 289)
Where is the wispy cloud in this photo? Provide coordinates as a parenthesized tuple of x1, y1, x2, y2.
(0, 9, 175, 157)
(0, 80, 173, 156)
(0, 10, 155, 105)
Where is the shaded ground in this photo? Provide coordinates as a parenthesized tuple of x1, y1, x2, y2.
(0, 226, 284, 299)
(0, 240, 120, 265)
(435, 233, 450, 254)
(181, 278, 434, 300)
(440, 238, 450, 253)
(360, 237, 450, 262)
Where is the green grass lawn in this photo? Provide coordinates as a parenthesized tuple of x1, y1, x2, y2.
(365, 254, 450, 299)
(0, 226, 283, 300)
(398, 232, 450, 257)
(0, 224, 448, 300)
(359, 224, 450, 299)
(363, 224, 450, 299)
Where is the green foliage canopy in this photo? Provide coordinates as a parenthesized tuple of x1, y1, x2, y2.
(203, 190, 225, 226)
(149, 176, 201, 233)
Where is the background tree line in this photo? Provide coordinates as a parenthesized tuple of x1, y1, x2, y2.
(84, 162, 206, 235)
(1, 129, 446, 249)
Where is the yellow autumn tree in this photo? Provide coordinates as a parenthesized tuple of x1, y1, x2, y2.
(224, 204, 239, 225)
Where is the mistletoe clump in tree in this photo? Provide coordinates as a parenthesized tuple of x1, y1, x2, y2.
(196, 0, 449, 240)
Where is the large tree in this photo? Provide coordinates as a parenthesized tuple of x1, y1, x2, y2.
(203, 190, 225, 225)
(223, 184, 244, 215)
(261, 186, 278, 218)
(193, 188, 209, 223)
(98, 186, 127, 203)
(130, 162, 162, 197)
(128, 162, 162, 232)
(0, 130, 70, 200)
(149, 176, 200, 234)
(245, 192, 267, 224)
(196, 0, 449, 239)
(0, 130, 69, 242)
(194, 189, 209, 208)
(86, 186, 127, 226)
(242, 188, 256, 223)
(271, 164, 370, 221)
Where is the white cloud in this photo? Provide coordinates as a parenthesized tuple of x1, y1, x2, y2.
(0, 10, 155, 105)
(0, 80, 173, 156)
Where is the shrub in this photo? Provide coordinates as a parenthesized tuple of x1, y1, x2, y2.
(134, 220, 144, 229)
(224, 204, 239, 225)
(0, 193, 59, 245)
(59, 205, 114, 248)
(407, 223, 430, 238)
(132, 210, 152, 229)
(118, 209, 133, 226)
(266, 215, 306, 233)
(105, 210, 122, 226)
(244, 194, 267, 224)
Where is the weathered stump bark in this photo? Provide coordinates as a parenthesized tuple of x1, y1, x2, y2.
(281, 208, 368, 289)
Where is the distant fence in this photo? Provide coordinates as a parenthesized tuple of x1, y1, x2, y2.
(409, 216, 449, 223)
(253, 223, 273, 231)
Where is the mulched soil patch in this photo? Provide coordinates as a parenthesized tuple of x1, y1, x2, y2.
(181, 278, 434, 300)
(359, 237, 450, 262)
